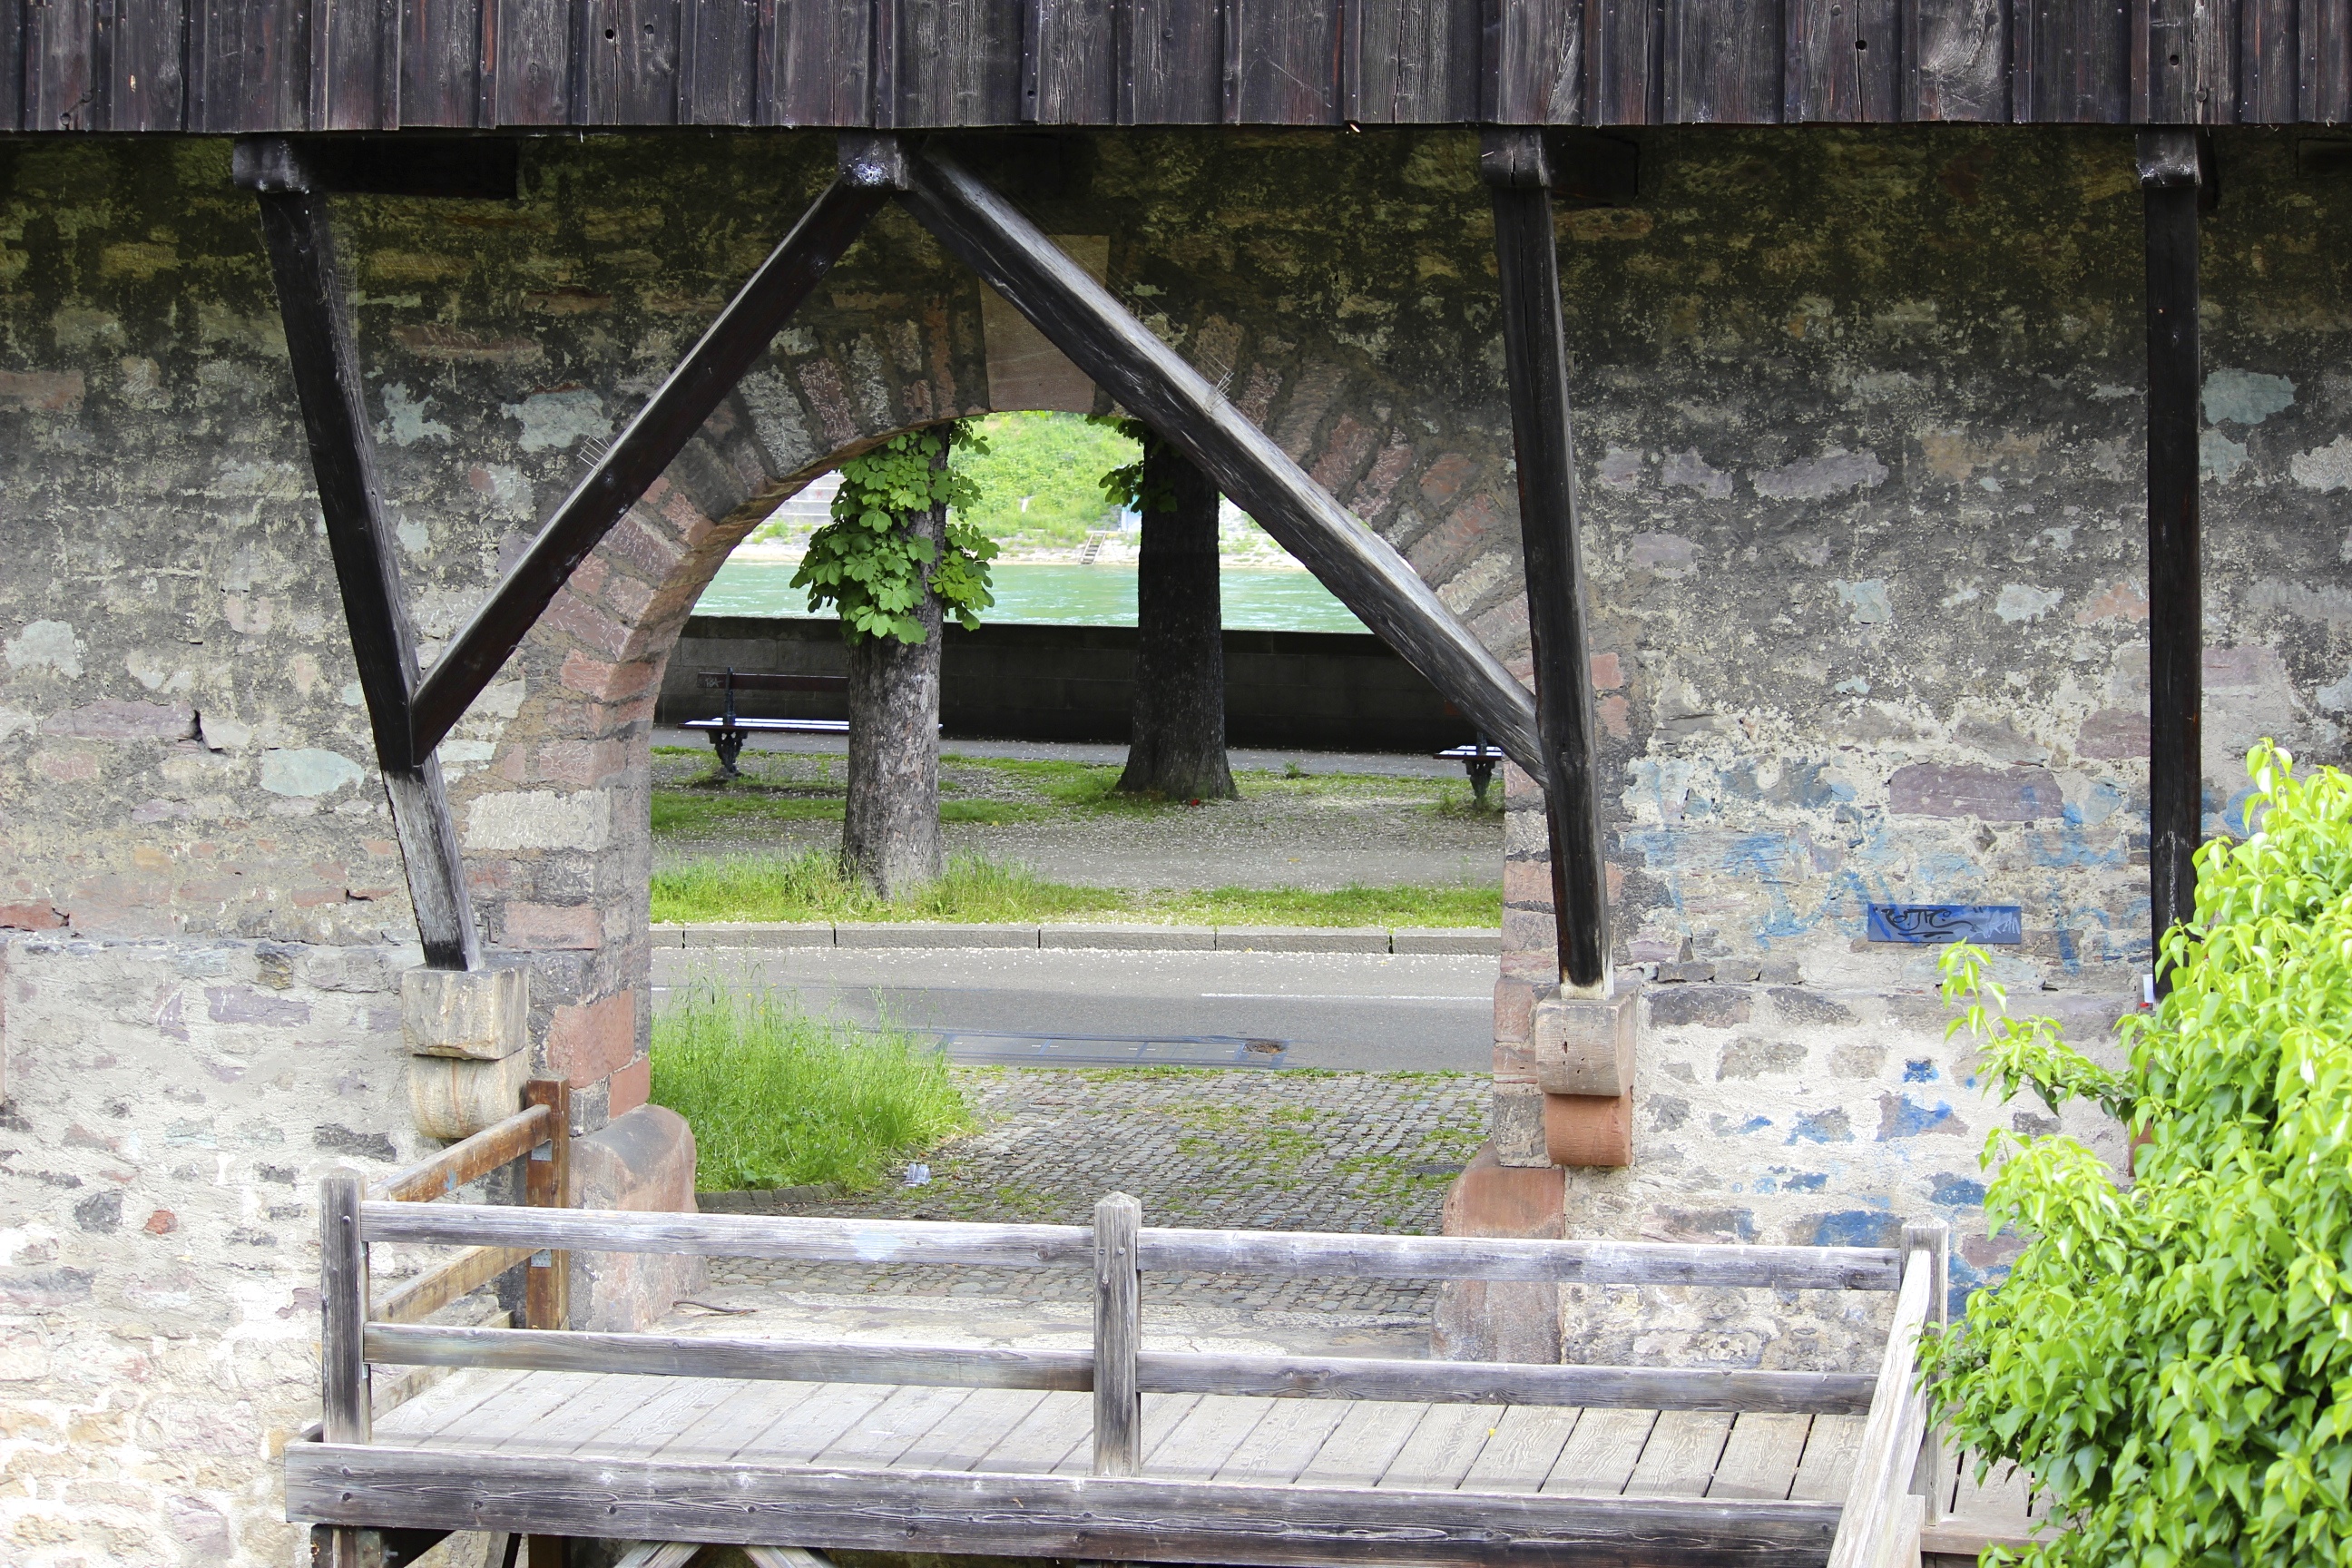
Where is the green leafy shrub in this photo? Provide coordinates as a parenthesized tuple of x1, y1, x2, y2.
(951, 411, 1138, 545)
(1925, 741, 2352, 1566)
(650, 977, 970, 1191)
(793, 421, 997, 642)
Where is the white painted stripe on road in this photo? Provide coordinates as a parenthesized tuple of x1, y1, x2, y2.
(1199, 993, 1479, 1002)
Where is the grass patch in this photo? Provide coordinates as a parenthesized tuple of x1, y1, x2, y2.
(650, 978, 971, 1192)
(652, 850, 1499, 927)
(653, 787, 1036, 834)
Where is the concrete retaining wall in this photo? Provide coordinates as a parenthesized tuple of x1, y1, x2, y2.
(660, 614, 1472, 753)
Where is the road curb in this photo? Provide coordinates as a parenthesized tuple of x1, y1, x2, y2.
(657, 923, 1500, 955)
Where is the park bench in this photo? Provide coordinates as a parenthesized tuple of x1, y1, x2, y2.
(682, 669, 848, 778)
(287, 1102, 2021, 1568)
(1436, 736, 1507, 807)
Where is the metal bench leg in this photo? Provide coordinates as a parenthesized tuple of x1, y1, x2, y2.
(711, 728, 746, 779)
(1465, 758, 1495, 808)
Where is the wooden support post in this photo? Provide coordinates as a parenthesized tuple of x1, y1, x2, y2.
(248, 170, 482, 972)
(408, 172, 888, 754)
(1093, 1191, 1142, 1476)
(2139, 130, 2204, 992)
(1479, 129, 1612, 994)
(320, 1174, 370, 1445)
(891, 142, 1545, 776)
(1903, 1219, 1951, 1526)
(522, 1080, 572, 1332)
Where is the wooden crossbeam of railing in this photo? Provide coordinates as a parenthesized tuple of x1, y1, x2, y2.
(357, 1323, 1876, 1414)
(371, 1103, 551, 1203)
(1826, 1221, 1947, 1567)
(356, 1202, 1904, 1290)
(371, 1247, 534, 1327)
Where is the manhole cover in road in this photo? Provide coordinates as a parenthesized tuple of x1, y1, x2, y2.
(935, 1032, 1289, 1068)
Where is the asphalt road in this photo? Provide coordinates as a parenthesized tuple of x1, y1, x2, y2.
(651, 946, 1494, 1071)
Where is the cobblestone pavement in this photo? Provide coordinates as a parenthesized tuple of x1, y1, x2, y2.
(702, 1067, 1488, 1323)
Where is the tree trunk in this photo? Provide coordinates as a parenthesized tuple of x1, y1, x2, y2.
(841, 452, 946, 898)
(1119, 442, 1236, 800)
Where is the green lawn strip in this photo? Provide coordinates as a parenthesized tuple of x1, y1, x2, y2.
(651, 849, 1499, 927)
(651, 977, 972, 1193)
(652, 786, 1034, 833)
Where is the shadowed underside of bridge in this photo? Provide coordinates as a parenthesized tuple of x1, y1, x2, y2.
(4, 0, 2348, 137)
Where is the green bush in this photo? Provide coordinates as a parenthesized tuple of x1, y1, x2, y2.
(1926, 741, 2352, 1566)
(650, 978, 970, 1192)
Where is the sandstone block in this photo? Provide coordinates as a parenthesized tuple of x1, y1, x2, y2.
(1544, 1091, 1633, 1168)
(569, 1104, 705, 1333)
(407, 1049, 530, 1141)
(1532, 979, 1639, 1097)
(1434, 1144, 1563, 1363)
(1491, 1082, 1549, 1167)
(400, 965, 527, 1061)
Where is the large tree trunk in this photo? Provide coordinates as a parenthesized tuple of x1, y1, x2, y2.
(1119, 442, 1237, 800)
(841, 454, 946, 898)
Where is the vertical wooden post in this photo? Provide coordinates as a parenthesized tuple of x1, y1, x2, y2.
(1093, 1191, 1142, 1476)
(523, 1080, 572, 1332)
(319, 1174, 370, 1445)
(1479, 128, 1612, 995)
(1904, 1218, 1952, 1524)
(2139, 130, 2204, 994)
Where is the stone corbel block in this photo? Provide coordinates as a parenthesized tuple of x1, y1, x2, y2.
(401, 965, 528, 1061)
(1532, 979, 1639, 1097)
(407, 1049, 533, 1142)
(1544, 1092, 1632, 1168)
(1490, 1082, 1551, 1168)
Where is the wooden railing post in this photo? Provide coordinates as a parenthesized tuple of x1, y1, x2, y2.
(522, 1080, 571, 1332)
(1093, 1192, 1142, 1476)
(320, 1174, 370, 1444)
(1905, 1219, 1952, 1525)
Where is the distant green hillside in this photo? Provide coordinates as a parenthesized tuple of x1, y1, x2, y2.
(953, 412, 1136, 547)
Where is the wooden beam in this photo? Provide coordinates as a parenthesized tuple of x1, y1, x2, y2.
(1825, 1231, 1936, 1568)
(371, 1103, 551, 1203)
(1479, 128, 1612, 991)
(250, 176, 484, 971)
(364, 1322, 1097, 1389)
(522, 1080, 570, 1333)
(1136, 1353, 1876, 1414)
(286, 1443, 1846, 1565)
(1093, 1192, 1142, 1475)
(358, 1200, 1904, 1288)
(233, 135, 523, 199)
(370, 1245, 533, 1326)
(321, 1176, 371, 1445)
(2138, 128, 2203, 986)
(891, 142, 1546, 777)
(407, 172, 888, 754)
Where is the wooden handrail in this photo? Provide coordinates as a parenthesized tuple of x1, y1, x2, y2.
(357, 1202, 1905, 1289)
(1826, 1222, 1947, 1567)
(371, 1245, 534, 1326)
(370, 1102, 551, 1203)
(357, 1323, 1876, 1413)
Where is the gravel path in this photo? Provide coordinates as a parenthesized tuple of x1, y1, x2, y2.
(651, 740, 1502, 891)
(703, 1067, 1488, 1322)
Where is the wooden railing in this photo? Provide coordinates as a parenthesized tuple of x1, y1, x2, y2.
(322, 1079, 570, 1446)
(318, 1178, 1948, 1562)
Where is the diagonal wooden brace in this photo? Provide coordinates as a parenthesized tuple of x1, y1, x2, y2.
(1480, 129, 1612, 993)
(890, 141, 1543, 773)
(251, 180, 485, 971)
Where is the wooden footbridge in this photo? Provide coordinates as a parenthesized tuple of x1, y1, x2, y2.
(294, 1093, 2043, 1568)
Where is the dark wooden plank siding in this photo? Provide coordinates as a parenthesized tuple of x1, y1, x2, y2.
(0, 1, 22, 132)
(768, 0, 867, 122)
(1125, 0, 1221, 122)
(25, 0, 96, 131)
(192, 0, 311, 131)
(109, 0, 191, 130)
(1663, 0, 1783, 122)
(488, 0, 571, 123)
(1585, 0, 1664, 123)
(1485, 0, 1583, 122)
(403, 0, 485, 126)
(890, 0, 1020, 124)
(579, 0, 681, 122)
(1905, 0, 2004, 119)
(1350, 0, 1475, 122)
(312, 0, 401, 128)
(1026, 0, 1114, 122)
(678, 0, 757, 121)
(2014, 0, 2128, 121)
(1229, 0, 1339, 122)
(1785, 0, 1897, 120)
(2307, 0, 2352, 121)
(2137, 0, 2237, 121)
(2239, 0, 2293, 120)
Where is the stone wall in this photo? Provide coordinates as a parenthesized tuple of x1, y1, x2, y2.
(0, 122, 2348, 1559)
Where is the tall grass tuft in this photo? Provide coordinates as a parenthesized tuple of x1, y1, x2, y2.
(650, 977, 971, 1192)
